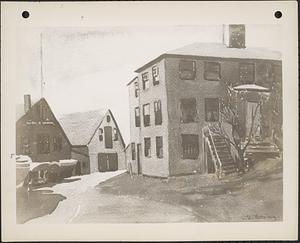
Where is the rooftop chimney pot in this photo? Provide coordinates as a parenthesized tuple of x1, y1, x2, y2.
(24, 94, 31, 113)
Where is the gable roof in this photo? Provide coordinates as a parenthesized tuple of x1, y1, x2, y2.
(16, 98, 72, 146)
(58, 109, 126, 148)
(135, 42, 282, 73)
(58, 109, 106, 146)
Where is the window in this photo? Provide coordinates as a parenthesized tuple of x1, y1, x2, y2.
(53, 136, 62, 152)
(152, 66, 159, 85)
(135, 107, 140, 127)
(180, 98, 197, 123)
(107, 115, 111, 123)
(205, 98, 219, 122)
(142, 72, 149, 90)
(154, 100, 162, 125)
(179, 60, 196, 80)
(204, 62, 221, 81)
(113, 128, 118, 141)
(21, 136, 30, 154)
(143, 104, 150, 127)
(131, 143, 136, 160)
(239, 63, 255, 84)
(181, 134, 199, 159)
(134, 81, 139, 97)
(144, 137, 151, 158)
(104, 126, 113, 149)
(156, 136, 163, 158)
(37, 134, 50, 154)
(99, 128, 103, 141)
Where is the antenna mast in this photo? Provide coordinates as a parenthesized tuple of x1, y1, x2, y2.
(40, 33, 44, 98)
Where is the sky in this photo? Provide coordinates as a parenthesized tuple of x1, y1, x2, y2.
(16, 25, 282, 143)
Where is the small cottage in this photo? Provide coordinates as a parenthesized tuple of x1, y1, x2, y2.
(59, 109, 126, 174)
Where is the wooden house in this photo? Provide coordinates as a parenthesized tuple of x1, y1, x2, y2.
(59, 109, 126, 174)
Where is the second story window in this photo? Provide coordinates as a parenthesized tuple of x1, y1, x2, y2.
(152, 66, 159, 85)
(113, 128, 118, 141)
(240, 63, 255, 84)
(134, 81, 139, 97)
(37, 134, 50, 154)
(179, 60, 196, 80)
(144, 137, 151, 158)
(205, 98, 219, 122)
(143, 104, 150, 127)
(180, 98, 197, 123)
(135, 107, 140, 127)
(154, 100, 162, 125)
(142, 72, 149, 90)
(204, 62, 221, 81)
(99, 128, 104, 141)
(53, 136, 62, 152)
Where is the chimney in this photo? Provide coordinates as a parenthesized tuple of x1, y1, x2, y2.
(24, 94, 31, 113)
(223, 24, 246, 49)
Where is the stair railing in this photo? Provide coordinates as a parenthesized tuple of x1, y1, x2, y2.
(207, 126, 223, 177)
(205, 136, 219, 178)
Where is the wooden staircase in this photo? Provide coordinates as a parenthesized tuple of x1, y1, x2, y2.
(211, 135, 237, 176)
(204, 126, 237, 178)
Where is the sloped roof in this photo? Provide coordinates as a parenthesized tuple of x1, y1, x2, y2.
(233, 84, 270, 92)
(167, 42, 281, 60)
(58, 109, 107, 146)
(135, 42, 281, 73)
(16, 98, 39, 120)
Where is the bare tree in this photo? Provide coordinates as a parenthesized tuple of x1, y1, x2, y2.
(209, 85, 267, 172)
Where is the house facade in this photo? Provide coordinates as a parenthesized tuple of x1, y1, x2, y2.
(59, 109, 126, 174)
(16, 95, 72, 163)
(127, 25, 282, 178)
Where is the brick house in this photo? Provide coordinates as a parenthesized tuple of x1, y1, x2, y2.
(16, 95, 72, 163)
(127, 25, 282, 178)
(59, 109, 126, 174)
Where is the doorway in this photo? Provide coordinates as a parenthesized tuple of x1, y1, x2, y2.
(137, 144, 142, 174)
(98, 153, 118, 172)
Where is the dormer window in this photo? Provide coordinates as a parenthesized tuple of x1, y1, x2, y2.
(179, 60, 196, 80)
(152, 66, 159, 85)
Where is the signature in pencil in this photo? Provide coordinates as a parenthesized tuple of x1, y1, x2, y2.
(244, 214, 279, 221)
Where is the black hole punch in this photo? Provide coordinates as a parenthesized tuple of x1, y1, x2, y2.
(22, 11, 30, 19)
(274, 11, 282, 19)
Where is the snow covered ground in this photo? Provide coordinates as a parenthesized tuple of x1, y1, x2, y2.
(25, 170, 126, 224)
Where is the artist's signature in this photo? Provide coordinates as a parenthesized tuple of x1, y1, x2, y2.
(243, 214, 279, 221)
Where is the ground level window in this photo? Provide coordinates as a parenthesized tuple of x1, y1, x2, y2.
(20, 136, 30, 154)
(37, 134, 50, 154)
(53, 136, 62, 151)
(205, 98, 219, 122)
(144, 137, 151, 158)
(181, 134, 199, 160)
(156, 136, 163, 158)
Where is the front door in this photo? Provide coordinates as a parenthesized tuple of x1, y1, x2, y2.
(246, 101, 261, 138)
(137, 144, 142, 174)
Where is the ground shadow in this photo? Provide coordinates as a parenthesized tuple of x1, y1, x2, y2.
(16, 187, 66, 224)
